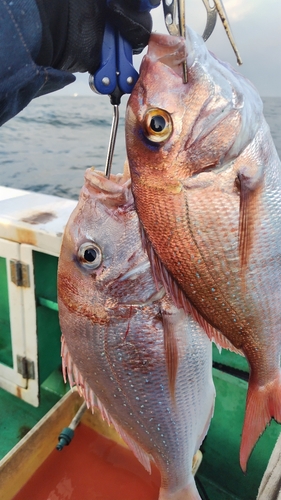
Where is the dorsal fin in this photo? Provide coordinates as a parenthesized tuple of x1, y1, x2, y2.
(141, 227, 244, 356)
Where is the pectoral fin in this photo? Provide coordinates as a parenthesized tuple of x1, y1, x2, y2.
(162, 307, 179, 402)
(236, 164, 263, 273)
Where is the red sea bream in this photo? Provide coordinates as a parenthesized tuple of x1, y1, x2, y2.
(58, 168, 215, 500)
(125, 28, 281, 471)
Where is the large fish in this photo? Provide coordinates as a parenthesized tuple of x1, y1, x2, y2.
(125, 29, 281, 471)
(58, 167, 215, 500)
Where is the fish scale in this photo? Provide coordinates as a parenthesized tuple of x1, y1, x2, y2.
(134, 180, 248, 337)
(126, 28, 281, 472)
(58, 168, 215, 500)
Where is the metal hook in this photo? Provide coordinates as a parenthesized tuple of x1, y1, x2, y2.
(163, 0, 188, 83)
(163, 0, 218, 42)
(163, 0, 242, 65)
(201, 0, 217, 41)
(163, 0, 178, 36)
(177, 0, 188, 82)
(212, 0, 243, 65)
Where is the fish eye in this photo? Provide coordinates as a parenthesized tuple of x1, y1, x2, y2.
(143, 108, 173, 143)
(77, 242, 103, 270)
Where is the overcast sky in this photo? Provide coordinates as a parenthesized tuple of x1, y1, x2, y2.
(61, 0, 281, 97)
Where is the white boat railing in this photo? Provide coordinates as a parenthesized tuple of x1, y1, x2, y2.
(0, 186, 76, 406)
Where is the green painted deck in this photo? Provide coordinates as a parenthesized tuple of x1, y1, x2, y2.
(0, 385, 59, 460)
(0, 256, 13, 368)
(0, 251, 69, 461)
(197, 368, 280, 500)
(33, 251, 62, 384)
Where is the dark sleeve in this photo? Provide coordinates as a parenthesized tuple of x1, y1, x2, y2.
(0, 0, 75, 127)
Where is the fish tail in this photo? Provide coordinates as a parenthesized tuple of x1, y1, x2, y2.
(240, 373, 281, 472)
(159, 479, 201, 500)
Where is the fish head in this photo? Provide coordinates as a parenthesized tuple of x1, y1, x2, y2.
(126, 28, 263, 184)
(58, 168, 162, 323)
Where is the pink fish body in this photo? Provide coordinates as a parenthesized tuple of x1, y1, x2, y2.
(58, 168, 215, 500)
(125, 29, 281, 470)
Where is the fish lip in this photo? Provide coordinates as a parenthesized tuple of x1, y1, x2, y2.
(83, 168, 133, 209)
(146, 27, 201, 77)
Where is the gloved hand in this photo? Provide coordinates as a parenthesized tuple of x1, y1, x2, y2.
(35, 0, 160, 75)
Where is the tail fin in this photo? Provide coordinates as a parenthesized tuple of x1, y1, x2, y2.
(240, 373, 281, 472)
(159, 478, 201, 500)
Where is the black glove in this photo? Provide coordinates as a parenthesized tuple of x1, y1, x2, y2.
(106, 0, 160, 55)
(35, 0, 160, 75)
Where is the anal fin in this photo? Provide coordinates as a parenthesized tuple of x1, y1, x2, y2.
(110, 417, 152, 473)
(61, 335, 152, 474)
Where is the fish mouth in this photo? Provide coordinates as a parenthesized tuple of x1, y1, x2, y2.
(83, 167, 133, 209)
(146, 33, 188, 77)
(146, 27, 201, 78)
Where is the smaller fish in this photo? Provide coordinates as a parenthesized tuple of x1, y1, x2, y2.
(58, 167, 215, 500)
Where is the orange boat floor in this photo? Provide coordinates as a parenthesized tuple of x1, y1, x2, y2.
(13, 423, 161, 500)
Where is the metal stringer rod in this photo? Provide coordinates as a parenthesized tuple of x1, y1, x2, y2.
(105, 104, 119, 178)
(177, 0, 188, 83)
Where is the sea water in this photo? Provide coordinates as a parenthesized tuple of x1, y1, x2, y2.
(0, 95, 280, 200)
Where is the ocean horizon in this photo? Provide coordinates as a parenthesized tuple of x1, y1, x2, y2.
(1, 94, 280, 200)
